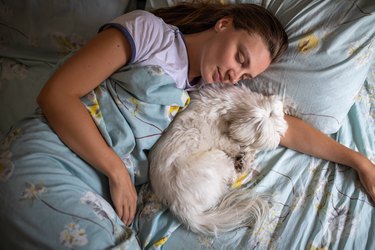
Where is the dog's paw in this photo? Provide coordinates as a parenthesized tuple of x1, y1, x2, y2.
(234, 149, 256, 172)
(234, 154, 245, 172)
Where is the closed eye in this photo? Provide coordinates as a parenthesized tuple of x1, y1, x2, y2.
(237, 52, 246, 65)
(237, 46, 253, 80)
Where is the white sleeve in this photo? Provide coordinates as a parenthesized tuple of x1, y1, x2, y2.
(99, 10, 174, 64)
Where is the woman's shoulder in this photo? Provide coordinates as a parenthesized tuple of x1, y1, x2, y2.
(111, 9, 167, 28)
(120, 9, 155, 19)
(98, 9, 188, 89)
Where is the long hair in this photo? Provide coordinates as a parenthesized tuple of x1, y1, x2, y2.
(152, 1, 288, 63)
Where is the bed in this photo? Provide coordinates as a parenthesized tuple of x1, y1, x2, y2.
(0, 0, 374, 249)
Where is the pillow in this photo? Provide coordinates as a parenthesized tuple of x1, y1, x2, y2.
(146, 0, 375, 134)
(0, 0, 132, 62)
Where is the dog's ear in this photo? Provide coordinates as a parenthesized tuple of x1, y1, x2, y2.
(228, 95, 288, 150)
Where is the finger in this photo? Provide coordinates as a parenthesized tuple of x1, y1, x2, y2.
(124, 206, 130, 226)
(122, 204, 132, 226)
(115, 202, 123, 221)
(128, 202, 136, 226)
(124, 203, 133, 226)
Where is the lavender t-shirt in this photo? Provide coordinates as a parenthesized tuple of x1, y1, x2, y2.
(100, 10, 192, 90)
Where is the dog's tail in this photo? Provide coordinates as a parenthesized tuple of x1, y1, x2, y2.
(181, 187, 270, 236)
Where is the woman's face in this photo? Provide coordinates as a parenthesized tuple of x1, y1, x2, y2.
(201, 17, 271, 84)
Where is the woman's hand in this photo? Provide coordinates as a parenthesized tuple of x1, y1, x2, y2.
(281, 115, 375, 202)
(108, 167, 137, 226)
(356, 159, 375, 202)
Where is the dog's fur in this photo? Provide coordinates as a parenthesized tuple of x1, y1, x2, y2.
(149, 83, 288, 236)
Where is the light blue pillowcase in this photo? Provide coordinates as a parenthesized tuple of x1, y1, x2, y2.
(146, 0, 375, 134)
(247, 0, 375, 134)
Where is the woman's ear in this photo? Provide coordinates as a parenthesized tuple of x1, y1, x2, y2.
(215, 17, 233, 32)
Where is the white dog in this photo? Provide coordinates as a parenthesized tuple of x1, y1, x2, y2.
(148, 83, 288, 236)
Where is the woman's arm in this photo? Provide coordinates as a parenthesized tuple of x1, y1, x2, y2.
(281, 115, 375, 201)
(37, 28, 136, 225)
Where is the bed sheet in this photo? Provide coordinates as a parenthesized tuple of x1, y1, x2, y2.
(133, 59, 375, 249)
(1, 0, 375, 249)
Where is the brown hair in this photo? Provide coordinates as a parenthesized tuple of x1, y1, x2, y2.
(152, 1, 288, 63)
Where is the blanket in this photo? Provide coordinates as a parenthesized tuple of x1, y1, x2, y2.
(0, 64, 189, 249)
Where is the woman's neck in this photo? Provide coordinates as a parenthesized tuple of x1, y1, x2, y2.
(183, 29, 214, 82)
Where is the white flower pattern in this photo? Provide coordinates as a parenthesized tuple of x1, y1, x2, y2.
(60, 223, 88, 248)
(51, 32, 86, 54)
(80, 191, 115, 221)
(1, 128, 21, 150)
(20, 182, 47, 202)
(0, 58, 28, 81)
(0, 150, 14, 181)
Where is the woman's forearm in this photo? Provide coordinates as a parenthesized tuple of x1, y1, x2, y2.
(38, 92, 126, 179)
(281, 115, 375, 201)
(37, 28, 132, 179)
(280, 115, 369, 172)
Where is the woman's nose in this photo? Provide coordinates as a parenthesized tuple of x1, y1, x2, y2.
(225, 69, 242, 84)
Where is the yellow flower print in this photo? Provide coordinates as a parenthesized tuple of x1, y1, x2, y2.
(168, 95, 191, 119)
(231, 171, 249, 189)
(182, 95, 190, 110)
(308, 244, 328, 250)
(130, 97, 141, 116)
(168, 105, 180, 118)
(298, 34, 319, 53)
(153, 236, 169, 247)
(85, 92, 103, 123)
(87, 103, 102, 120)
(231, 167, 260, 189)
